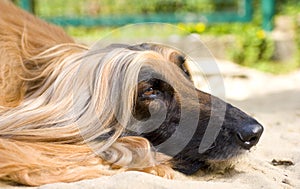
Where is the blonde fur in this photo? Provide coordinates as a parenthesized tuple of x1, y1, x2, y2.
(0, 1, 194, 186)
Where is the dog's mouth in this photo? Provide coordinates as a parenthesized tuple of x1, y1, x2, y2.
(174, 126, 263, 175)
(170, 142, 248, 175)
(199, 140, 247, 161)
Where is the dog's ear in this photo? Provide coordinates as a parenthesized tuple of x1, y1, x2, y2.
(169, 52, 190, 77)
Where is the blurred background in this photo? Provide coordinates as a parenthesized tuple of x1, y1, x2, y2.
(14, 0, 300, 75)
(9, 1, 300, 188)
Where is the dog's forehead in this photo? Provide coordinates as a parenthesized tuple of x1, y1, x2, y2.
(128, 43, 186, 63)
(105, 43, 186, 66)
(104, 43, 190, 80)
(128, 43, 189, 75)
(138, 68, 160, 83)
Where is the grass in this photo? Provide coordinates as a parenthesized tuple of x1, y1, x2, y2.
(66, 26, 113, 41)
(65, 24, 188, 44)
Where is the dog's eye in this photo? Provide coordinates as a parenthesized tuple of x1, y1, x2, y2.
(144, 87, 154, 95)
(142, 87, 161, 99)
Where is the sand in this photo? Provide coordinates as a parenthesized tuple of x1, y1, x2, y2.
(1, 61, 299, 189)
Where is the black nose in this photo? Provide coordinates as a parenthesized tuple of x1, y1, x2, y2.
(235, 124, 263, 150)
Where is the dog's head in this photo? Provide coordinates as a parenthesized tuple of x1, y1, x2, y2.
(115, 43, 264, 174)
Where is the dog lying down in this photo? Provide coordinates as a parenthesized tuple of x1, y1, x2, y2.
(0, 1, 263, 186)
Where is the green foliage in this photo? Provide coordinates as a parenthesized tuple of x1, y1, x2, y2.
(294, 17, 300, 63)
(276, 0, 300, 15)
(33, 0, 229, 17)
(177, 22, 276, 67)
(228, 28, 275, 66)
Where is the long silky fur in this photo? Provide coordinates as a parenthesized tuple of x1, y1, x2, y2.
(0, 0, 199, 186)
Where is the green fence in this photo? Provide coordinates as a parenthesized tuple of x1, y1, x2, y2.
(18, 0, 275, 31)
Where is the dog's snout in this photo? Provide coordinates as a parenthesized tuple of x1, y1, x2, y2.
(236, 124, 263, 150)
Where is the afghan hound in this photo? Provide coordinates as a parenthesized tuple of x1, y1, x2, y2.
(0, 0, 263, 186)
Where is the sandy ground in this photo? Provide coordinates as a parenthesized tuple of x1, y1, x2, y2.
(0, 61, 299, 189)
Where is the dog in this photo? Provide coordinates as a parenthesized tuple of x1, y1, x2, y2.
(0, 1, 263, 186)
